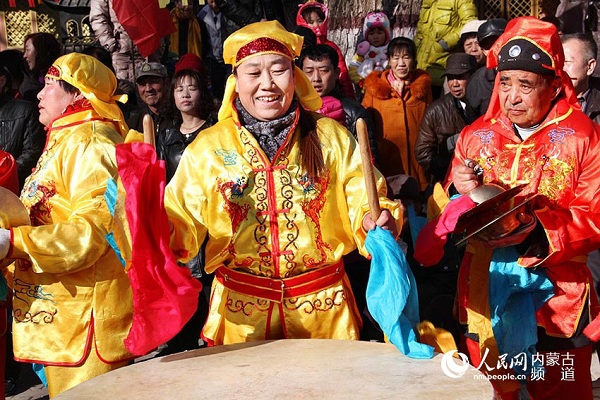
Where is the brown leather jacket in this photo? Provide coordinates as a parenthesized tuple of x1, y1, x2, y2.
(415, 93, 474, 183)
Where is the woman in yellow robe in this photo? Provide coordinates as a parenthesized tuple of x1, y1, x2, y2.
(0, 53, 133, 397)
(164, 20, 402, 346)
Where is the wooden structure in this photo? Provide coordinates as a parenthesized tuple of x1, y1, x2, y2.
(475, 0, 546, 20)
(0, 0, 93, 52)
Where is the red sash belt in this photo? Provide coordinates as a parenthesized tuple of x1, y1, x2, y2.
(215, 262, 345, 303)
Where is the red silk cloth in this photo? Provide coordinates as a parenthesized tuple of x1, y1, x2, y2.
(0, 150, 18, 195)
(116, 142, 201, 356)
(112, 0, 176, 58)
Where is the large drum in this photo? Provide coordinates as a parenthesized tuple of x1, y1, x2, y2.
(56, 339, 492, 399)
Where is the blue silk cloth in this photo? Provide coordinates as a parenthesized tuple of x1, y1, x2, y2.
(489, 246, 554, 375)
(366, 226, 434, 359)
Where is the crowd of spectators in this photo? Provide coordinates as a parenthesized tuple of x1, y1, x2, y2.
(0, 0, 599, 398)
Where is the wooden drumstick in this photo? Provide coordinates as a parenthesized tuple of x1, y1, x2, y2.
(356, 118, 381, 221)
(142, 114, 156, 148)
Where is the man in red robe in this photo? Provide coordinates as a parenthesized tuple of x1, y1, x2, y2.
(449, 17, 600, 400)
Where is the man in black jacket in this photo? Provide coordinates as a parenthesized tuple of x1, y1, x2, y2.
(298, 44, 379, 165)
(562, 34, 600, 343)
(0, 62, 45, 189)
(298, 43, 383, 340)
(465, 18, 507, 118)
(562, 33, 600, 124)
(416, 53, 478, 183)
(126, 62, 170, 140)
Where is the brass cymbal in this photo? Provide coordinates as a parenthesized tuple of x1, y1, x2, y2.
(454, 183, 527, 233)
(453, 183, 534, 246)
(455, 194, 538, 246)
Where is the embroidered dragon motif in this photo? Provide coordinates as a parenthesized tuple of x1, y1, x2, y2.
(217, 177, 251, 255)
(299, 171, 332, 268)
(24, 181, 57, 226)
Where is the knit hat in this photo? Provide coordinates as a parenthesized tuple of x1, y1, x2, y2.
(219, 20, 322, 120)
(46, 53, 128, 136)
(363, 11, 391, 45)
(174, 53, 203, 74)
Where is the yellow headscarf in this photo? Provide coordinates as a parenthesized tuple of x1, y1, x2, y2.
(218, 20, 322, 121)
(46, 53, 129, 136)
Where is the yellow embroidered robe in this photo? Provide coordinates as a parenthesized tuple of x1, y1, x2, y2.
(165, 112, 401, 345)
(7, 108, 133, 365)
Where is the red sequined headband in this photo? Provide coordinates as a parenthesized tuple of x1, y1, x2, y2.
(236, 37, 293, 65)
(47, 65, 60, 78)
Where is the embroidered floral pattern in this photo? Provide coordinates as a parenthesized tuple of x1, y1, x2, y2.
(536, 156, 573, 202)
(225, 296, 270, 316)
(285, 289, 346, 313)
(228, 124, 334, 279)
(214, 149, 238, 166)
(476, 133, 575, 203)
(240, 129, 274, 274)
(277, 164, 300, 278)
(12, 309, 57, 324)
(22, 139, 59, 226)
(473, 129, 495, 144)
(12, 278, 57, 324)
(237, 128, 303, 277)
